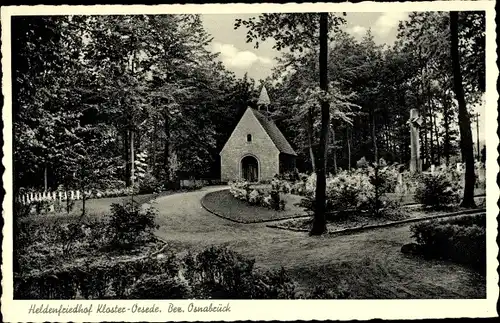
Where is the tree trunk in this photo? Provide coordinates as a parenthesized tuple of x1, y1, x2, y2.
(152, 121, 158, 177)
(307, 107, 316, 173)
(81, 180, 86, 216)
(450, 11, 476, 208)
(124, 129, 130, 186)
(163, 111, 171, 186)
(443, 96, 451, 166)
(400, 91, 407, 163)
(433, 111, 441, 165)
(423, 68, 428, 168)
(311, 12, 329, 236)
(65, 187, 71, 214)
(44, 166, 48, 192)
(429, 103, 435, 165)
(130, 130, 135, 188)
(331, 125, 337, 175)
(475, 114, 480, 162)
(347, 127, 352, 170)
(371, 110, 378, 163)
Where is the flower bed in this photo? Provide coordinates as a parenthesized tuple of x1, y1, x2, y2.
(229, 180, 288, 211)
(269, 196, 486, 234)
(278, 160, 486, 200)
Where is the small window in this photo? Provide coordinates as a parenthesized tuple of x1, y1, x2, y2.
(247, 134, 252, 142)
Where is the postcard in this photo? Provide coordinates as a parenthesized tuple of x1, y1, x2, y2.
(2, 1, 498, 321)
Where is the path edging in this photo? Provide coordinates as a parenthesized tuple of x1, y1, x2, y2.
(266, 208, 486, 235)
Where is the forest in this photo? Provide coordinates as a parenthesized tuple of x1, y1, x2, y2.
(13, 12, 485, 196)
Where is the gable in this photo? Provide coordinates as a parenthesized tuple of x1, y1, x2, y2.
(220, 108, 279, 155)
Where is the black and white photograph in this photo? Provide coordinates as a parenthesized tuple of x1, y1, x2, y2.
(1, 1, 498, 321)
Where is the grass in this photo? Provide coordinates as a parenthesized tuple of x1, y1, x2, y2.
(201, 189, 306, 223)
(70, 191, 168, 216)
(16, 185, 487, 299)
(288, 251, 486, 299)
(153, 187, 486, 298)
(20, 191, 178, 223)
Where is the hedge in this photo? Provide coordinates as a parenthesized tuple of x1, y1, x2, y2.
(15, 246, 350, 299)
(410, 214, 486, 273)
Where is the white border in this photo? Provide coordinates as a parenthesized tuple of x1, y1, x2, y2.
(2, 2, 498, 322)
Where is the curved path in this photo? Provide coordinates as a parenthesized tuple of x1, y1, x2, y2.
(150, 186, 485, 299)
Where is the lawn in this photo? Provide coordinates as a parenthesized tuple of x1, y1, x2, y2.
(21, 191, 178, 221)
(15, 191, 180, 232)
(71, 192, 167, 215)
(201, 189, 306, 223)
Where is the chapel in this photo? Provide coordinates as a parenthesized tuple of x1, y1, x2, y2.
(220, 85, 297, 182)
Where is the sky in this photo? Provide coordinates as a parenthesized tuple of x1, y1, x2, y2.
(201, 12, 487, 142)
(201, 12, 408, 81)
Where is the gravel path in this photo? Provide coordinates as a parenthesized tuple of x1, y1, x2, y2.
(150, 186, 485, 299)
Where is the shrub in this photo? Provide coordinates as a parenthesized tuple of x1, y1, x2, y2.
(299, 171, 373, 216)
(248, 189, 262, 205)
(356, 156, 369, 168)
(272, 178, 291, 194)
(15, 214, 114, 272)
(108, 202, 159, 249)
(374, 163, 400, 193)
(299, 164, 405, 220)
(229, 181, 287, 211)
(129, 275, 191, 299)
(326, 171, 373, 211)
(290, 180, 307, 196)
(414, 173, 461, 209)
(183, 246, 256, 299)
(14, 200, 33, 218)
(15, 252, 179, 299)
(307, 283, 351, 299)
(439, 213, 486, 227)
(229, 181, 251, 201)
(138, 172, 163, 194)
(32, 200, 52, 215)
(16, 242, 354, 299)
(410, 214, 486, 273)
(183, 246, 297, 299)
(252, 267, 296, 299)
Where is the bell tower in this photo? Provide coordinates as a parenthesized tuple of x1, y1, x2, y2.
(257, 84, 271, 115)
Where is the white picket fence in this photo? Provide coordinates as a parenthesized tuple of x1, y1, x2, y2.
(18, 190, 79, 204)
(16, 188, 131, 205)
(17, 179, 225, 205)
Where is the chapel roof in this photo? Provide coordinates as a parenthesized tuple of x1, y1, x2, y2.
(250, 108, 297, 156)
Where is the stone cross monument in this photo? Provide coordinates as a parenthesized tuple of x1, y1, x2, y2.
(408, 108, 423, 173)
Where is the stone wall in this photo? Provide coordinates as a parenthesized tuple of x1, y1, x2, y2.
(220, 109, 279, 181)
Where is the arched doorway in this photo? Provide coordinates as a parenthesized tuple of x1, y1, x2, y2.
(241, 155, 259, 182)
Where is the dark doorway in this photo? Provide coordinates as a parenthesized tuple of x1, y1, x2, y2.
(241, 155, 258, 182)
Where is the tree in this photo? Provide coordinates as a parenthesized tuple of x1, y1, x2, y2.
(235, 13, 346, 235)
(397, 11, 484, 173)
(450, 11, 476, 207)
(13, 14, 250, 197)
(311, 12, 330, 235)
